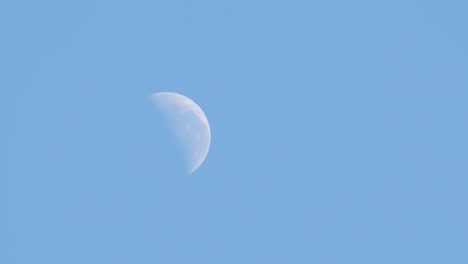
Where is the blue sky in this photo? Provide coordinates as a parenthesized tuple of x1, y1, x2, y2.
(4, 0, 468, 263)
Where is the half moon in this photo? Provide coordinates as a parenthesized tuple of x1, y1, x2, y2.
(150, 92, 211, 174)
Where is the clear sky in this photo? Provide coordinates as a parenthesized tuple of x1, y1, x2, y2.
(4, 0, 467, 263)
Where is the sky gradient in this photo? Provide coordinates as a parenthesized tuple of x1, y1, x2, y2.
(4, 0, 468, 263)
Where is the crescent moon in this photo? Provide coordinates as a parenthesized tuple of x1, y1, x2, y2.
(150, 92, 211, 174)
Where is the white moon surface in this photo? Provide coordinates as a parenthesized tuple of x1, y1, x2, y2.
(150, 92, 211, 174)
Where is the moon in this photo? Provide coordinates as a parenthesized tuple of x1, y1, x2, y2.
(150, 92, 211, 174)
